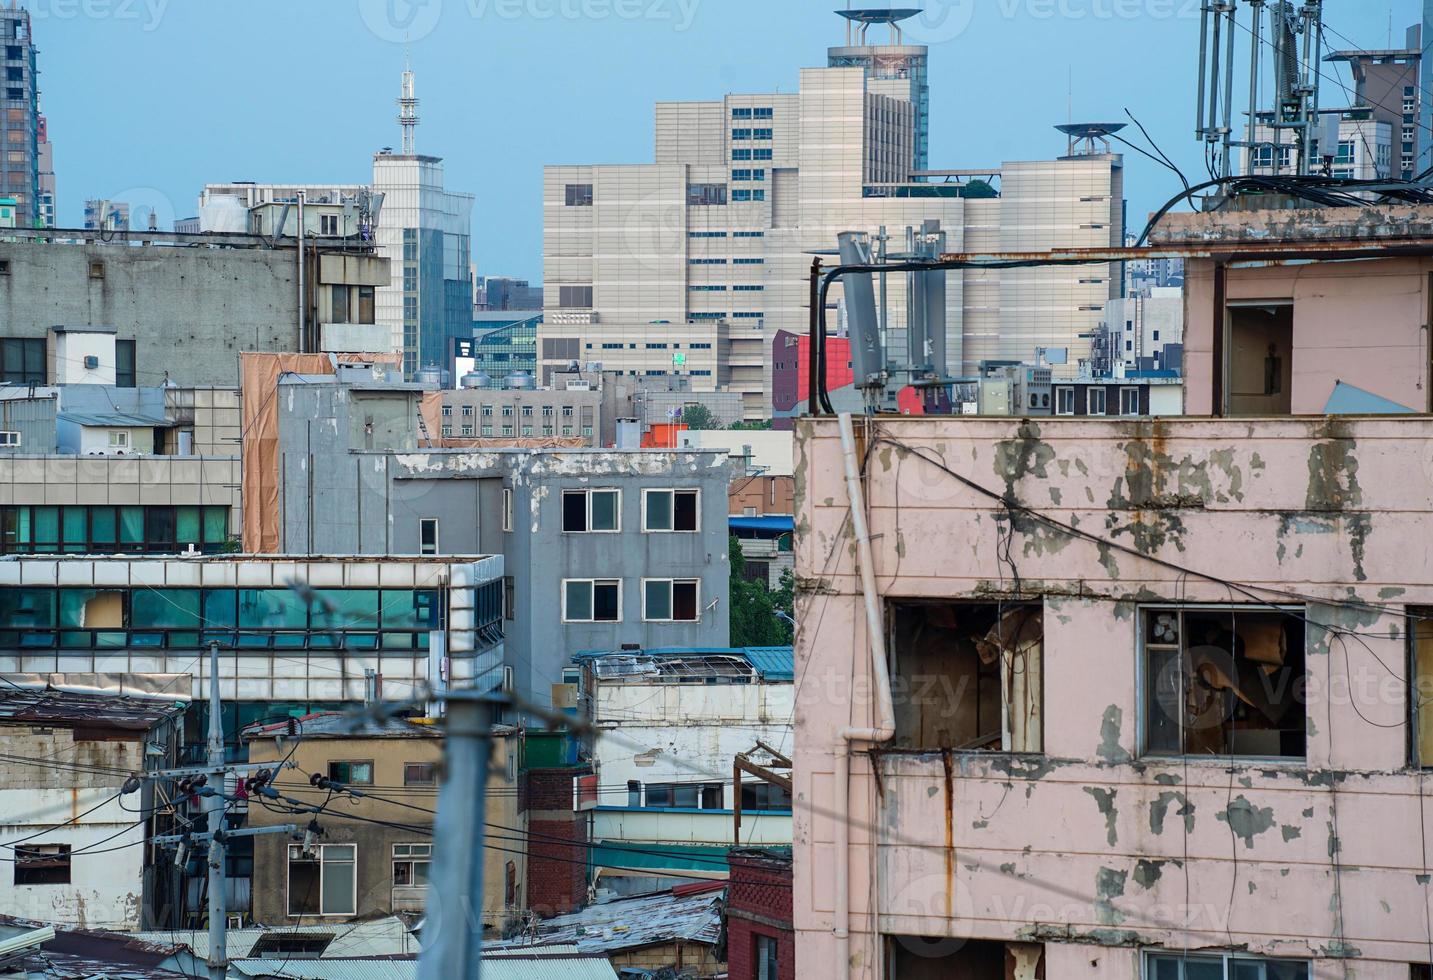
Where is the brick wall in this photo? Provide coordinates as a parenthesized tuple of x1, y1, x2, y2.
(726, 849, 793, 980)
(522, 767, 589, 917)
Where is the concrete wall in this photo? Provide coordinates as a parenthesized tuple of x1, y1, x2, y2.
(0, 454, 240, 531)
(795, 415, 1433, 977)
(0, 727, 149, 930)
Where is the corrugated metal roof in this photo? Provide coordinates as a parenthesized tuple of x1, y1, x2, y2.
(0, 686, 186, 731)
(486, 888, 722, 956)
(242, 710, 439, 741)
(573, 646, 793, 682)
(58, 411, 172, 428)
(230, 948, 617, 980)
(728, 515, 794, 534)
(230, 959, 416, 980)
(129, 917, 415, 960)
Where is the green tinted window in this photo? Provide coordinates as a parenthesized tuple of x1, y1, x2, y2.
(203, 507, 229, 545)
(380, 590, 439, 630)
(312, 590, 379, 630)
(119, 507, 144, 544)
(131, 589, 202, 629)
(238, 589, 308, 629)
(91, 507, 117, 545)
(0, 589, 55, 628)
(32, 507, 58, 545)
(203, 590, 238, 628)
(176, 507, 201, 545)
(61, 508, 86, 548)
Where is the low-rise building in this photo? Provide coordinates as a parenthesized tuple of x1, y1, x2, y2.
(244, 712, 525, 935)
(0, 675, 186, 931)
(730, 515, 793, 590)
(439, 384, 601, 446)
(573, 646, 793, 897)
(726, 847, 794, 980)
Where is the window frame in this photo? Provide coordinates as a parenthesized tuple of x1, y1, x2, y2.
(641, 488, 701, 533)
(1137, 603, 1307, 762)
(0, 430, 20, 447)
(561, 578, 622, 624)
(419, 518, 439, 557)
(642, 577, 701, 623)
(1142, 950, 1309, 980)
(1119, 386, 1141, 416)
(327, 760, 375, 786)
(1086, 387, 1107, 416)
(403, 763, 436, 786)
(1055, 386, 1075, 416)
(502, 488, 513, 533)
(561, 488, 621, 534)
(287, 843, 357, 917)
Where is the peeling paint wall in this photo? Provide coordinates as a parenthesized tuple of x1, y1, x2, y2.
(794, 415, 1433, 978)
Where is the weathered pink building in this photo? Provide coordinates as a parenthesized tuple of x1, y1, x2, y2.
(793, 206, 1433, 979)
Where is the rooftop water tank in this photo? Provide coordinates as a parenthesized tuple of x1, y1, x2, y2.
(461, 371, 490, 389)
(505, 371, 534, 390)
(415, 364, 444, 386)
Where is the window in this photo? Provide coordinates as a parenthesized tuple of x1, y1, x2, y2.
(627, 779, 641, 807)
(887, 938, 1044, 978)
(644, 782, 724, 809)
(89, 261, 104, 279)
(732, 148, 752, 161)
(562, 579, 621, 623)
(1086, 387, 1107, 416)
(1, 338, 44, 384)
(14, 844, 70, 885)
(559, 284, 593, 309)
(753, 107, 773, 119)
(327, 761, 374, 785)
(564, 183, 593, 207)
(1055, 387, 1074, 416)
(756, 935, 780, 980)
(392, 843, 431, 888)
(643, 489, 699, 532)
(403, 763, 436, 786)
(502, 488, 513, 532)
(741, 782, 792, 811)
(889, 601, 1043, 752)
(732, 107, 752, 119)
(643, 579, 700, 622)
(0, 431, 18, 447)
(319, 214, 339, 236)
(248, 934, 334, 957)
(732, 128, 752, 140)
(752, 148, 773, 160)
(419, 519, 439, 556)
(687, 183, 728, 206)
(1119, 387, 1141, 416)
(561, 489, 620, 533)
(1142, 606, 1306, 758)
(108, 431, 130, 450)
(521, 406, 533, 418)
(288, 844, 356, 916)
(461, 405, 474, 417)
(1145, 952, 1308, 979)
(1227, 302, 1292, 416)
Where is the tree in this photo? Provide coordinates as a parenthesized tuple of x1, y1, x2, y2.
(728, 419, 773, 431)
(681, 404, 719, 431)
(729, 536, 794, 647)
(962, 178, 999, 199)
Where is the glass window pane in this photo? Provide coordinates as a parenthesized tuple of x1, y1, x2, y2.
(91, 507, 117, 545)
(32, 506, 57, 544)
(645, 491, 672, 531)
(59, 589, 124, 629)
(119, 507, 144, 545)
(203, 507, 229, 544)
(61, 508, 86, 545)
(14, 506, 30, 546)
(321, 845, 356, 915)
(380, 590, 438, 630)
(203, 590, 237, 628)
(565, 581, 592, 621)
(644, 580, 671, 620)
(591, 491, 618, 531)
(0, 589, 55, 628)
(238, 589, 308, 629)
(313, 590, 379, 630)
(131, 589, 201, 629)
(175, 507, 201, 544)
(594, 582, 620, 621)
(146, 508, 176, 549)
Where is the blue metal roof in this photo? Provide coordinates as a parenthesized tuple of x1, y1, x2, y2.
(573, 646, 794, 681)
(728, 515, 794, 534)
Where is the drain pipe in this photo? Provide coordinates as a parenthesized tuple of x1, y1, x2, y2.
(834, 412, 896, 980)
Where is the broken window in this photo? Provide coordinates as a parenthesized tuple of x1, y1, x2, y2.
(885, 937, 1043, 979)
(643, 579, 700, 622)
(1146, 952, 1308, 979)
(1143, 607, 1306, 758)
(248, 933, 334, 958)
(14, 844, 70, 885)
(561, 489, 620, 533)
(643, 489, 701, 532)
(1226, 302, 1293, 415)
(888, 601, 1043, 752)
(327, 761, 373, 786)
(740, 782, 792, 811)
(1410, 607, 1433, 767)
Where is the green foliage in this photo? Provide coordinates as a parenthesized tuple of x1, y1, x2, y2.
(728, 419, 773, 431)
(962, 178, 999, 199)
(729, 536, 794, 647)
(680, 404, 719, 431)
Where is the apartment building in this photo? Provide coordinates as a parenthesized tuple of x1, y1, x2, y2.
(793, 204, 1433, 979)
(439, 384, 602, 445)
(1099, 287, 1184, 374)
(541, 13, 1122, 418)
(1327, 25, 1422, 180)
(0, 4, 38, 228)
(263, 374, 733, 702)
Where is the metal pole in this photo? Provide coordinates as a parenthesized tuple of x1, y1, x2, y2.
(1196, 1, 1212, 137)
(1220, 3, 1237, 177)
(297, 190, 307, 352)
(417, 692, 494, 980)
(204, 641, 227, 980)
(807, 258, 822, 416)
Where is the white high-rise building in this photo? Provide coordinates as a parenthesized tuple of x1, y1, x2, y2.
(541, 11, 1122, 417)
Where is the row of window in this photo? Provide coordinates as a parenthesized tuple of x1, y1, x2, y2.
(731, 169, 766, 181)
(1053, 385, 1141, 416)
(0, 505, 230, 554)
(444, 404, 579, 418)
(287, 842, 439, 917)
(731, 128, 773, 140)
(732, 148, 773, 161)
(687, 230, 765, 238)
(0, 587, 455, 651)
(562, 577, 701, 623)
(731, 107, 773, 119)
(442, 424, 592, 438)
(624, 780, 791, 810)
(732, 189, 766, 202)
(561, 488, 699, 533)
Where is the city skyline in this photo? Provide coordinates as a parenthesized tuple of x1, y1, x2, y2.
(30, 0, 1418, 281)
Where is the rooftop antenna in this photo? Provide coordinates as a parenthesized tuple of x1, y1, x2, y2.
(398, 54, 420, 155)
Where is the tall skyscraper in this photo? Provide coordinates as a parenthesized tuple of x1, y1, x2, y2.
(0, 3, 39, 228)
(371, 69, 475, 378)
(828, 8, 930, 171)
(35, 112, 53, 228)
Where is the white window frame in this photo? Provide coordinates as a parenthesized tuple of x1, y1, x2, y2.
(0, 430, 20, 447)
(561, 578, 623, 623)
(561, 488, 621, 534)
(1142, 950, 1309, 979)
(502, 488, 513, 533)
(642, 488, 701, 533)
(287, 843, 357, 917)
(1119, 386, 1141, 416)
(108, 430, 130, 449)
(642, 578, 702, 623)
(419, 518, 439, 556)
(1054, 387, 1074, 416)
(1086, 387, 1107, 416)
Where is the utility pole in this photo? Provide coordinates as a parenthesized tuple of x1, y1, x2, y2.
(297, 190, 307, 353)
(417, 691, 495, 980)
(204, 641, 226, 980)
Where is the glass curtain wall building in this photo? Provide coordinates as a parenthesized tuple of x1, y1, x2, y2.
(0, 5, 39, 227)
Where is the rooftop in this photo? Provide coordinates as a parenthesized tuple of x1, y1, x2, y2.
(0, 680, 186, 732)
(241, 710, 439, 741)
(486, 885, 723, 956)
(574, 646, 794, 683)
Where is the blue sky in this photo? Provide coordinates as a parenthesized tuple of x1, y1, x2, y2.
(33, 0, 1419, 281)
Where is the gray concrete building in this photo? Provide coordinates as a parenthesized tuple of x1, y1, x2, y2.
(272, 376, 733, 700)
(0, 230, 390, 388)
(439, 385, 602, 445)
